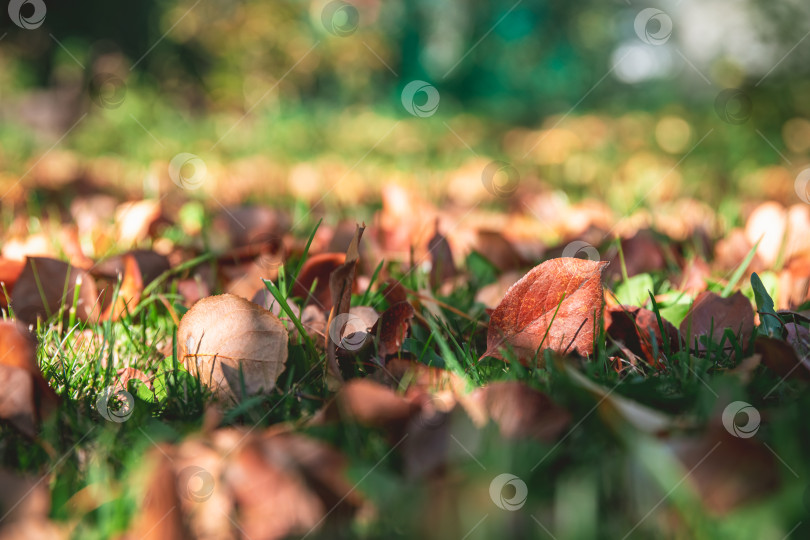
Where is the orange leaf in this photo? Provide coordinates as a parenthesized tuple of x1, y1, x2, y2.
(100, 254, 143, 321)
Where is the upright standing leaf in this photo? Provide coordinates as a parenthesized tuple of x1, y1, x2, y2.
(326, 225, 364, 384)
(428, 221, 456, 287)
(484, 258, 607, 362)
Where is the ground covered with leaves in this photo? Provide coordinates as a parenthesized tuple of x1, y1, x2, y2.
(1, 173, 810, 540)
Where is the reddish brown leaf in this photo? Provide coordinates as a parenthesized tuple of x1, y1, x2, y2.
(0, 469, 61, 538)
(224, 431, 359, 539)
(714, 227, 765, 274)
(380, 358, 467, 395)
(325, 379, 418, 430)
(473, 381, 571, 442)
(292, 252, 346, 310)
(10, 257, 100, 326)
(605, 305, 680, 368)
(679, 291, 755, 349)
(177, 276, 211, 307)
(379, 279, 408, 305)
(669, 427, 780, 515)
(131, 449, 189, 540)
(484, 258, 607, 362)
(213, 206, 288, 248)
(786, 321, 810, 356)
(754, 336, 810, 381)
(0, 321, 58, 437)
(472, 230, 524, 272)
(372, 301, 415, 358)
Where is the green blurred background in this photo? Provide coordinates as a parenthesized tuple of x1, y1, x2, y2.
(1, 0, 810, 212)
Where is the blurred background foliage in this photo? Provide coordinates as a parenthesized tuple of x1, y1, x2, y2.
(1, 0, 810, 212)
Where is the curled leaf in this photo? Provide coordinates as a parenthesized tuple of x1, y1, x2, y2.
(326, 224, 365, 385)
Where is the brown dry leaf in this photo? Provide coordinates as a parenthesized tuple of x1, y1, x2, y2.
(472, 381, 571, 442)
(428, 222, 457, 287)
(130, 448, 190, 540)
(99, 254, 143, 322)
(177, 277, 211, 308)
(679, 291, 755, 349)
(713, 227, 765, 274)
(292, 252, 346, 310)
(668, 427, 780, 515)
(371, 301, 415, 359)
(786, 322, 810, 356)
(0, 469, 62, 540)
(484, 258, 607, 362)
(378, 279, 408, 305)
(172, 438, 233, 540)
(324, 379, 418, 431)
(382, 358, 461, 389)
(597, 230, 668, 282)
(178, 294, 288, 403)
(213, 206, 288, 249)
(754, 336, 810, 382)
(676, 256, 711, 295)
(472, 230, 524, 272)
(0, 321, 58, 437)
(377, 184, 436, 259)
(326, 224, 365, 385)
(223, 256, 280, 301)
(605, 305, 680, 368)
(224, 431, 358, 540)
(10, 257, 100, 326)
